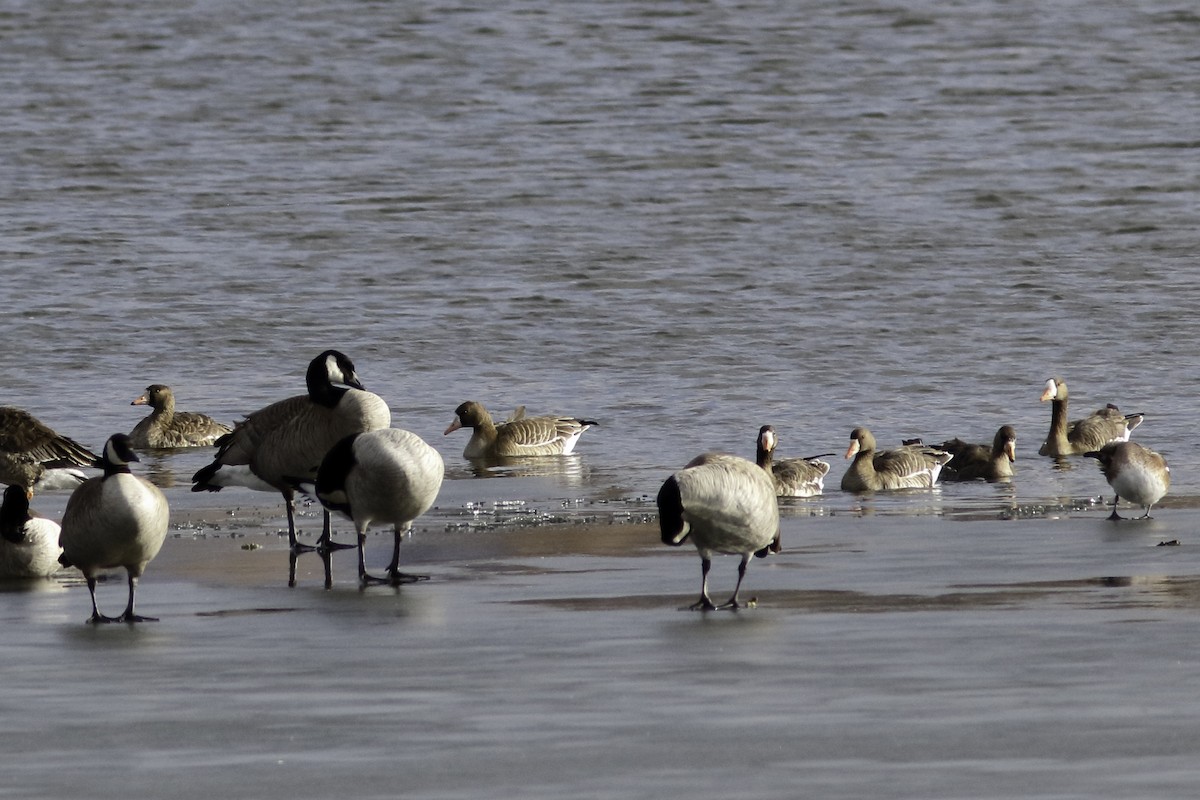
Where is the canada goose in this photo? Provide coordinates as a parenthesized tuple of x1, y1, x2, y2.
(191, 351, 391, 553)
(1038, 378, 1143, 457)
(58, 434, 170, 623)
(444, 401, 596, 459)
(0, 485, 63, 579)
(840, 427, 952, 492)
(657, 453, 780, 611)
(293, 428, 444, 586)
(129, 384, 231, 449)
(939, 425, 1017, 482)
(1085, 441, 1170, 520)
(0, 406, 98, 494)
(755, 425, 830, 498)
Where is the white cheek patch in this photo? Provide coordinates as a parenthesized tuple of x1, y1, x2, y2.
(671, 521, 691, 545)
(325, 354, 345, 384)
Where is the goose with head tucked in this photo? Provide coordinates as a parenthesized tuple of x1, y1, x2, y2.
(840, 427, 952, 492)
(1086, 441, 1170, 520)
(292, 428, 444, 586)
(0, 485, 63, 579)
(1038, 378, 1143, 457)
(129, 384, 231, 449)
(755, 425, 830, 498)
(58, 434, 170, 623)
(191, 350, 391, 553)
(939, 425, 1017, 482)
(0, 407, 97, 495)
(444, 400, 596, 460)
(658, 452, 780, 611)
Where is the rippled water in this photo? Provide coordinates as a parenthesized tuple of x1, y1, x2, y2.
(3, 1, 1200, 797)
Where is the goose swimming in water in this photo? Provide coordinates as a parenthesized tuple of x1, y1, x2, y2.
(129, 384, 231, 449)
(840, 427, 952, 492)
(58, 434, 170, 623)
(755, 425, 830, 498)
(938, 425, 1017, 482)
(1038, 378, 1143, 457)
(191, 351, 391, 553)
(0, 485, 63, 579)
(444, 401, 596, 460)
(657, 452, 780, 611)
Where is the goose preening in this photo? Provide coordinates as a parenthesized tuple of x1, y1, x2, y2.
(58, 434, 170, 623)
(840, 427, 952, 492)
(0, 485, 63, 579)
(938, 425, 1017, 482)
(755, 425, 830, 498)
(1038, 378, 1143, 457)
(0, 406, 98, 495)
(1085, 441, 1170, 520)
(657, 453, 780, 611)
(444, 401, 597, 459)
(191, 351, 391, 554)
(129, 384, 231, 449)
(292, 428, 444, 586)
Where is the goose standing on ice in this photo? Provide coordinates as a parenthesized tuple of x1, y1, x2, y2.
(755, 425, 830, 498)
(840, 427, 952, 492)
(444, 401, 596, 460)
(293, 428, 444, 586)
(939, 425, 1017, 482)
(657, 453, 780, 611)
(58, 434, 170, 623)
(1086, 441, 1170, 520)
(1038, 378, 1143, 457)
(191, 350, 391, 553)
(0, 485, 63, 579)
(129, 384, 231, 449)
(0, 407, 97, 495)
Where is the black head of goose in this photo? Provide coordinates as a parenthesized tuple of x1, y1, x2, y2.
(657, 452, 780, 611)
(755, 425, 831, 498)
(290, 428, 445, 586)
(0, 406, 98, 495)
(129, 384, 232, 449)
(0, 484, 63, 579)
(58, 434, 170, 623)
(939, 425, 1016, 482)
(1038, 378, 1144, 457)
(444, 400, 597, 459)
(1085, 441, 1170, 520)
(840, 427, 952, 492)
(191, 350, 391, 554)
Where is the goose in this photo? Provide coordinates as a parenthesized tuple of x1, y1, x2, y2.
(755, 425, 830, 498)
(1085, 441, 1170, 520)
(0, 485, 63, 579)
(58, 434, 170, 623)
(129, 384, 232, 449)
(192, 350, 391, 553)
(0, 406, 98, 494)
(657, 452, 780, 611)
(939, 425, 1017, 482)
(840, 427, 952, 492)
(292, 428, 444, 586)
(444, 400, 596, 459)
(1038, 378, 1143, 457)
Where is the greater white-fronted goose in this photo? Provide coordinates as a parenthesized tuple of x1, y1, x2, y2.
(840, 427, 952, 492)
(1038, 378, 1143, 457)
(294, 428, 444, 586)
(1085, 441, 1170, 520)
(129, 384, 232, 449)
(755, 425, 830, 498)
(0, 407, 98, 494)
(191, 350, 391, 553)
(939, 425, 1017, 482)
(58, 434, 170, 623)
(657, 452, 780, 611)
(0, 485, 62, 579)
(444, 401, 596, 459)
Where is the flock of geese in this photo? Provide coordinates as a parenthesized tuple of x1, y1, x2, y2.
(0, 352, 1175, 620)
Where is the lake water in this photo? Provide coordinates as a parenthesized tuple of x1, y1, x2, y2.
(3, 0, 1200, 797)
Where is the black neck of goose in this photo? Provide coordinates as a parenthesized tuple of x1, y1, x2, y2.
(0, 499, 28, 544)
(307, 369, 351, 409)
(101, 460, 133, 478)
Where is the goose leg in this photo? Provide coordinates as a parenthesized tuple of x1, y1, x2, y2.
(85, 576, 119, 624)
(117, 573, 157, 623)
(1107, 495, 1124, 521)
(358, 533, 392, 586)
(688, 558, 717, 611)
(384, 526, 428, 585)
(285, 494, 316, 553)
(717, 555, 751, 610)
(315, 510, 356, 552)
